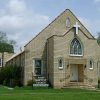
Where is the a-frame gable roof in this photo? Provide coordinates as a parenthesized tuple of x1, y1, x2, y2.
(25, 9, 95, 47)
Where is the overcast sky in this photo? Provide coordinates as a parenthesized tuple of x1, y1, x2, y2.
(0, 0, 100, 52)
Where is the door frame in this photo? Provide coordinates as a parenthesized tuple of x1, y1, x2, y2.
(70, 64, 84, 82)
(70, 64, 78, 82)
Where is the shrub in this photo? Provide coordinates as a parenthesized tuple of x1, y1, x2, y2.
(27, 80, 33, 86)
(98, 78, 100, 88)
(0, 65, 23, 87)
(3, 80, 7, 86)
(98, 79, 100, 83)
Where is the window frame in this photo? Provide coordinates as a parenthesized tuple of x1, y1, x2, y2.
(89, 59, 94, 70)
(0, 58, 2, 67)
(69, 38, 83, 57)
(58, 57, 64, 70)
(33, 58, 43, 76)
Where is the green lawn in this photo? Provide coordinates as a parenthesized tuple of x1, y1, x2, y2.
(0, 86, 100, 100)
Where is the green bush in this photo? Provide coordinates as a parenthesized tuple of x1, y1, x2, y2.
(98, 78, 100, 88)
(0, 65, 23, 87)
(98, 79, 100, 83)
(3, 80, 6, 86)
(27, 80, 33, 86)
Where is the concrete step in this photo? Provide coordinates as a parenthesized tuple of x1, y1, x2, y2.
(63, 82, 96, 89)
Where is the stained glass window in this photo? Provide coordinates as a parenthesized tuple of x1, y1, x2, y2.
(70, 38, 82, 55)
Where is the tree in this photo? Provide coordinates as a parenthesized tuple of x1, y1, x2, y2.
(0, 42, 14, 53)
(0, 65, 22, 87)
(0, 31, 16, 53)
(0, 31, 8, 43)
(97, 33, 100, 45)
(0, 31, 16, 67)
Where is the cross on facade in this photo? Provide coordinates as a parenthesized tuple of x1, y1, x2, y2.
(73, 22, 80, 34)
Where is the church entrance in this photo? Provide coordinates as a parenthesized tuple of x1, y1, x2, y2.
(70, 64, 84, 82)
(70, 64, 78, 82)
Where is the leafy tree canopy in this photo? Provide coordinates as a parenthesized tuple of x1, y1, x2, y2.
(0, 31, 16, 53)
(0, 42, 14, 53)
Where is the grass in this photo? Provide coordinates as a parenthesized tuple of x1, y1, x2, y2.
(0, 86, 100, 100)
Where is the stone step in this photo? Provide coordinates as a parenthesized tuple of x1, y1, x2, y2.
(63, 82, 96, 89)
(35, 79, 47, 82)
(33, 83, 49, 87)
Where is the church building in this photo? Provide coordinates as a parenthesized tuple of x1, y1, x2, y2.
(6, 9, 100, 88)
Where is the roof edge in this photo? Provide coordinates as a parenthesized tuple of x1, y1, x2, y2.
(24, 9, 95, 47)
(24, 9, 70, 47)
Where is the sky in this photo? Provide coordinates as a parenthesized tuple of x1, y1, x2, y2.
(0, 0, 100, 52)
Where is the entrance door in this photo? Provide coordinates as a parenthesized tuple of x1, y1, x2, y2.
(70, 65, 78, 82)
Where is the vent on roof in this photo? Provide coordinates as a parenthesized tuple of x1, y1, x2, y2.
(66, 17, 71, 28)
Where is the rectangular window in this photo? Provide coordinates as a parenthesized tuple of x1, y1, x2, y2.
(0, 58, 2, 67)
(33, 59, 42, 76)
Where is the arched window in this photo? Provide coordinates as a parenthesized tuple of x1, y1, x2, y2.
(70, 38, 82, 56)
(58, 58, 63, 69)
(89, 59, 94, 69)
(66, 18, 71, 28)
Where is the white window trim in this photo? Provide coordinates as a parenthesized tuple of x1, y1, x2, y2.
(89, 67, 93, 70)
(33, 58, 43, 76)
(58, 58, 64, 70)
(69, 54, 83, 57)
(59, 67, 63, 70)
(69, 38, 83, 57)
(89, 60, 94, 70)
(0, 58, 2, 67)
(90, 65, 93, 70)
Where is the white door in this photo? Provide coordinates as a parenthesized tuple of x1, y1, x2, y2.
(70, 65, 78, 81)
